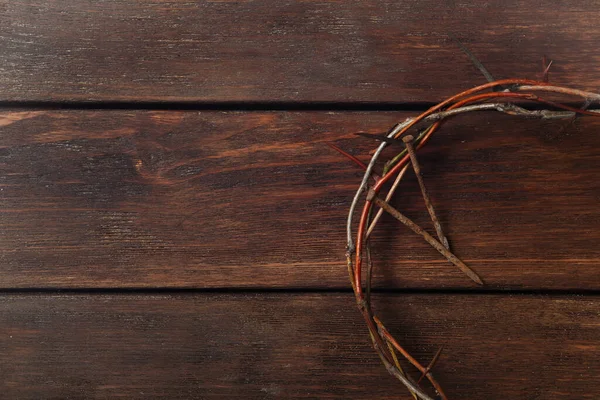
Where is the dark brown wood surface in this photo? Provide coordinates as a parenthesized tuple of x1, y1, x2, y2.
(2, 1, 600, 398)
(1, 0, 600, 102)
(1, 293, 598, 399)
(2, 110, 599, 289)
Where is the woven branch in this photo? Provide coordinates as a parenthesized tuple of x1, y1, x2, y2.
(343, 79, 600, 399)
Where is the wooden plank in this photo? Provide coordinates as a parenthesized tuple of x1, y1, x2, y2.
(1, 0, 600, 102)
(0, 293, 598, 399)
(1, 110, 599, 289)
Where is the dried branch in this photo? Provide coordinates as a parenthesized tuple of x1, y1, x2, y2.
(516, 84, 600, 101)
(418, 346, 444, 384)
(375, 317, 448, 400)
(403, 134, 449, 249)
(366, 164, 408, 238)
(327, 142, 380, 182)
(346, 120, 410, 252)
(450, 34, 496, 84)
(369, 191, 483, 285)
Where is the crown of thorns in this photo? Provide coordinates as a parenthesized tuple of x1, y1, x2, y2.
(336, 60, 600, 399)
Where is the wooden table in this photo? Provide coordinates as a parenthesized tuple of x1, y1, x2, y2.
(1, 1, 599, 398)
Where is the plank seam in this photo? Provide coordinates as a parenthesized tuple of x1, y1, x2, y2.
(0, 288, 597, 296)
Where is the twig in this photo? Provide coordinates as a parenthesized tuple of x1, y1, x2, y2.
(355, 132, 405, 146)
(387, 342, 419, 400)
(380, 355, 435, 400)
(346, 120, 411, 251)
(375, 317, 448, 400)
(366, 164, 409, 238)
(450, 34, 496, 84)
(422, 102, 595, 121)
(365, 321, 434, 400)
(555, 98, 593, 136)
(368, 190, 483, 285)
(542, 56, 553, 83)
(327, 142, 380, 182)
(403, 134, 450, 249)
(349, 98, 595, 248)
(418, 346, 444, 384)
(516, 85, 600, 101)
(365, 242, 373, 306)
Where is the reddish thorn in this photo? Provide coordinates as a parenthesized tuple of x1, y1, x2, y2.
(326, 142, 380, 181)
(542, 56, 552, 83)
(326, 142, 368, 170)
(417, 346, 444, 384)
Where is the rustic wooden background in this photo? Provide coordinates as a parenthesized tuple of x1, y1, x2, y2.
(1, 1, 599, 399)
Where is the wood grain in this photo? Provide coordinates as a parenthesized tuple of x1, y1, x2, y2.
(1, 0, 600, 102)
(0, 293, 598, 399)
(1, 110, 599, 289)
